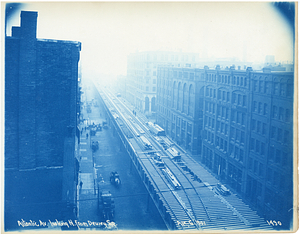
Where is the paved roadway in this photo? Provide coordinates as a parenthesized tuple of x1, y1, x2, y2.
(77, 83, 167, 230)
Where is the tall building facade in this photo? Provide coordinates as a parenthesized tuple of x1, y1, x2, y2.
(5, 11, 81, 230)
(126, 51, 199, 115)
(156, 67, 204, 155)
(156, 65, 294, 228)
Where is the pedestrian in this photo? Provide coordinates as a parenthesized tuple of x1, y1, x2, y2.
(80, 181, 83, 189)
(86, 133, 89, 139)
(85, 126, 86, 131)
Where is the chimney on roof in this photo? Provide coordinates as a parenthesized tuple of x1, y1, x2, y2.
(20, 11, 38, 39)
(246, 67, 253, 72)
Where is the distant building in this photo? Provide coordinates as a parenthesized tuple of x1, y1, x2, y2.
(264, 55, 275, 65)
(5, 11, 81, 231)
(115, 75, 127, 97)
(126, 51, 199, 116)
(157, 65, 294, 229)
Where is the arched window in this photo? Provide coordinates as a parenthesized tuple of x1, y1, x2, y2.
(183, 83, 188, 114)
(173, 81, 177, 108)
(188, 84, 194, 116)
(177, 82, 182, 110)
(151, 97, 156, 112)
(145, 97, 149, 112)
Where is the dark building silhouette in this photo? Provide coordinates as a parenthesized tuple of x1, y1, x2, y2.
(156, 65, 294, 229)
(5, 11, 81, 231)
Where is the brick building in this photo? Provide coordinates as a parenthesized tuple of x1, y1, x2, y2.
(5, 11, 81, 230)
(156, 65, 294, 228)
(126, 51, 199, 115)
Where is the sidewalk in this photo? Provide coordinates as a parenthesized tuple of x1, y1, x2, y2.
(77, 126, 98, 221)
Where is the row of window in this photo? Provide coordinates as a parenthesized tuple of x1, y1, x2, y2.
(229, 144, 244, 163)
(145, 78, 156, 84)
(253, 80, 293, 98)
(231, 110, 246, 126)
(230, 127, 245, 145)
(269, 146, 290, 167)
(204, 116, 215, 129)
(145, 86, 156, 92)
(250, 138, 266, 156)
(206, 74, 248, 87)
(203, 129, 214, 144)
(251, 119, 267, 136)
(266, 167, 286, 190)
(205, 88, 247, 107)
(271, 126, 291, 144)
(248, 157, 264, 177)
(215, 136, 228, 153)
(217, 106, 230, 120)
(252, 101, 268, 115)
(205, 101, 215, 114)
(272, 105, 291, 122)
(216, 121, 229, 136)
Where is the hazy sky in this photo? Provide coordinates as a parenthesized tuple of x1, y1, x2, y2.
(5, 2, 294, 76)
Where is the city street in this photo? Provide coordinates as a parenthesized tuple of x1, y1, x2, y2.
(76, 83, 166, 230)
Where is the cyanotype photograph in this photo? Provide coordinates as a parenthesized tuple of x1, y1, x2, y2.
(2, 1, 297, 233)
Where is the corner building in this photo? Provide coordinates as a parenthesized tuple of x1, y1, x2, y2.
(157, 65, 294, 228)
(126, 51, 199, 115)
(5, 11, 81, 230)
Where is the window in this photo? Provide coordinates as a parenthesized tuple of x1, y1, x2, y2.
(258, 102, 262, 114)
(259, 163, 263, 177)
(286, 109, 290, 122)
(251, 119, 256, 131)
(261, 143, 265, 156)
(257, 121, 261, 133)
(232, 93, 237, 104)
(259, 81, 263, 93)
(153, 79, 156, 84)
(152, 87, 156, 92)
(218, 90, 221, 100)
(280, 84, 286, 96)
(277, 128, 282, 142)
(253, 101, 257, 112)
(284, 130, 289, 143)
(256, 140, 260, 153)
(263, 103, 268, 115)
(238, 94, 242, 105)
(239, 149, 244, 162)
(241, 131, 245, 144)
(253, 80, 258, 91)
(279, 107, 284, 120)
(264, 81, 269, 93)
(272, 106, 278, 118)
(275, 149, 281, 164)
(271, 126, 276, 138)
(274, 82, 279, 95)
(146, 86, 149, 91)
(287, 84, 293, 97)
(269, 146, 274, 161)
(262, 123, 267, 135)
(254, 160, 258, 174)
(243, 95, 247, 107)
(248, 157, 253, 170)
